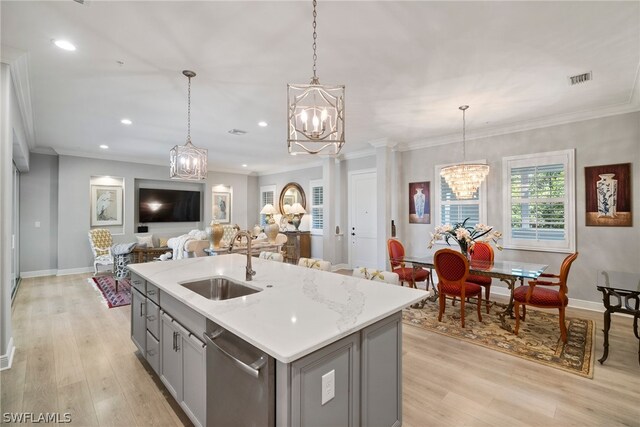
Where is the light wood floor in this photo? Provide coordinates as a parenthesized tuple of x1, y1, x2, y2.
(2, 274, 639, 426)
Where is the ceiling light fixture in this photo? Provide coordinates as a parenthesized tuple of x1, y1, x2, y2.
(169, 70, 208, 181)
(120, 118, 132, 125)
(287, 0, 345, 155)
(440, 106, 490, 200)
(99, 144, 109, 149)
(242, 164, 248, 168)
(53, 39, 76, 51)
(258, 121, 268, 127)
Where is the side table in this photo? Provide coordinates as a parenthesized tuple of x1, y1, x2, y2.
(596, 271, 640, 366)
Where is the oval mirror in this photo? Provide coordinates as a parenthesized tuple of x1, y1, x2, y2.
(279, 182, 306, 215)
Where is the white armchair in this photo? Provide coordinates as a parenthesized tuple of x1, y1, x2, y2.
(88, 229, 114, 275)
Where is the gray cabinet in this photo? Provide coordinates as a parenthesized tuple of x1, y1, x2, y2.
(131, 288, 146, 355)
(160, 311, 206, 427)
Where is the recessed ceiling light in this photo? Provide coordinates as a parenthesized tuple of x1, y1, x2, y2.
(121, 118, 132, 125)
(53, 39, 76, 51)
(99, 145, 109, 150)
(258, 121, 268, 127)
(242, 164, 248, 168)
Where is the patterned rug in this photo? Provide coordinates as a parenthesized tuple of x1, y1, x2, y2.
(90, 276, 131, 308)
(403, 300, 594, 378)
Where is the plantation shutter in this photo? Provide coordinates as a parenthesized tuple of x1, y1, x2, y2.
(310, 180, 324, 232)
(439, 176, 480, 226)
(260, 187, 275, 226)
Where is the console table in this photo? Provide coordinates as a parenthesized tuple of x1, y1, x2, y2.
(596, 270, 640, 366)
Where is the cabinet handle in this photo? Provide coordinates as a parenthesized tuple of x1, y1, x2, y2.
(133, 280, 141, 285)
(147, 290, 156, 295)
(203, 330, 266, 379)
(175, 332, 180, 352)
(147, 349, 156, 356)
(139, 302, 145, 317)
(146, 315, 155, 321)
(172, 331, 177, 351)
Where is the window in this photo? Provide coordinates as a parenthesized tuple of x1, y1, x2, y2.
(502, 149, 575, 252)
(309, 179, 324, 234)
(259, 185, 276, 227)
(434, 163, 487, 233)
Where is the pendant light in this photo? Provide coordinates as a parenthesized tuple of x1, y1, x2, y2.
(287, 0, 345, 155)
(440, 106, 489, 199)
(169, 70, 208, 180)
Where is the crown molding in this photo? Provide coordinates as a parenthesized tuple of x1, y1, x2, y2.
(400, 101, 640, 152)
(339, 148, 376, 161)
(257, 160, 323, 176)
(368, 137, 398, 149)
(0, 45, 25, 64)
(7, 53, 36, 149)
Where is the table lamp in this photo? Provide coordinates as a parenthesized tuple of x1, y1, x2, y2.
(290, 203, 306, 231)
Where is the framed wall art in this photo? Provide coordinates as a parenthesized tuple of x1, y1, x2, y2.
(409, 181, 430, 224)
(91, 185, 123, 226)
(585, 163, 632, 226)
(212, 191, 231, 224)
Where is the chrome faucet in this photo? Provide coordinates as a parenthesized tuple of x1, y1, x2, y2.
(229, 231, 256, 281)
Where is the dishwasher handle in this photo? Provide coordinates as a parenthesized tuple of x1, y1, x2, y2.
(203, 330, 267, 379)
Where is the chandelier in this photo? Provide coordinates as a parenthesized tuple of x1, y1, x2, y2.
(440, 106, 489, 199)
(287, 0, 345, 155)
(170, 70, 208, 180)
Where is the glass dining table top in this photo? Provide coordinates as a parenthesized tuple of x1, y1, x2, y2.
(398, 255, 549, 280)
(596, 270, 640, 293)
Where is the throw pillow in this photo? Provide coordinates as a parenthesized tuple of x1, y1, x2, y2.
(158, 237, 169, 248)
(136, 235, 154, 248)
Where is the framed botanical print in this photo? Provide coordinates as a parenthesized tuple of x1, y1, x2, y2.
(409, 181, 430, 224)
(585, 163, 632, 226)
(212, 191, 231, 224)
(91, 185, 123, 226)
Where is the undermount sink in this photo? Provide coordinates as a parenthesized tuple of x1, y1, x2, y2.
(180, 277, 261, 301)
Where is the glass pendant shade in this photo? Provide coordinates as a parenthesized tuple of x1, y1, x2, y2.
(440, 163, 490, 199)
(170, 70, 208, 181)
(440, 105, 489, 199)
(287, 81, 345, 155)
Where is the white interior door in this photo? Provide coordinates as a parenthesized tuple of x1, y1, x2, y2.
(349, 170, 377, 269)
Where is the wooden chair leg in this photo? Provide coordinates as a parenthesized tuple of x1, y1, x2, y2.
(476, 294, 482, 322)
(452, 297, 457, 306)
(514, 302, 521, 335)
(438, 293, 445, 322)
(485, 286, 491, 314)
(460, 296, 466, 328)
(559, 307, 568, 343)
(522, 305, 526, 321)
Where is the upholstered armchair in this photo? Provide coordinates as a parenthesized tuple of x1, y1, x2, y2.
(352, 267, 400, 285)
(514, 252, 578, 343)
(298, 257, 331, 271)
(259, 251, 284, 262)
(467, 242, 494, 313)
(88, 228, 113, 275)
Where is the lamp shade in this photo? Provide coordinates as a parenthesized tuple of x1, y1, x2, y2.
(283, 204, 292, 215)
(260, 204, 278, 215)
(290, 203, 306, 214)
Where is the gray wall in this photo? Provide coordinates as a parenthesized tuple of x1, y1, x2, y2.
(20, 153, 58, 272)
(400, 112, 640, 303)
(17, 152, 257, 273)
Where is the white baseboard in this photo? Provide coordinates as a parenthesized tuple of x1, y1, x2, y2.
(0, 337, 15, 371)
(490, 287, 604, 313)
(56, 267, 94, 276)
(20, 269, 57, 278)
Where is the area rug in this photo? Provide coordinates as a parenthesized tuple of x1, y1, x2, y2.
(403, 301, 594, 378)
(89, 276, 131, 308)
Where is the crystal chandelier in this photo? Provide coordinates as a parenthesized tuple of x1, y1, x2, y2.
(170, 70, 208, 180)
(287, 0, 345, 155)
(440, 106, 489, 199)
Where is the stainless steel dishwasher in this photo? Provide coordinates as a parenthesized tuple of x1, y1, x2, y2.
(203, 319, 275, 427)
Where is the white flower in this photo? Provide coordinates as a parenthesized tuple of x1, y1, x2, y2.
(455, 227, 470, 240)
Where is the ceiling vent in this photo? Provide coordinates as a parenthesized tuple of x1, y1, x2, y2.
(228, 129, 247, 136)
(568, 72, 592, 86)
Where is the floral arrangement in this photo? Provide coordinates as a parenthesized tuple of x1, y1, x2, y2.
(428, 218, 503, 256)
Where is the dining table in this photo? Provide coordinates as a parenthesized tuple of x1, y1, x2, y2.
(394, 254, 548, 331)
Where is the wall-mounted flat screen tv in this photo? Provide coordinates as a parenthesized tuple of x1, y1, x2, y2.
(139, 188, 201, 223)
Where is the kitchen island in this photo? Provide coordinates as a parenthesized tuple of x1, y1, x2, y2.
(129, 254, 426, 427)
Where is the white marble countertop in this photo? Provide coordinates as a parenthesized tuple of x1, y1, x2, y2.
(129, 254, 427, 363)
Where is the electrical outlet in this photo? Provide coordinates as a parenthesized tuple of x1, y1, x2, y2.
(321, 370, 335, 405)
(35, 221, 40, 228)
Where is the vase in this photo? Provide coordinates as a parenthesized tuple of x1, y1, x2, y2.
(597, 174, 618, 218)
(457, 241, 470, 260)
(414, 188, 426, 219)
(212, 222, 224, 249)
(264, 217, 279, 243)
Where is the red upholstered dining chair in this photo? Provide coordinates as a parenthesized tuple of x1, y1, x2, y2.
(387, 238, 429, 288)
(434, 249, 483, 328)
(514, 252, 578, 343)
(467, 242, 494, 313)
